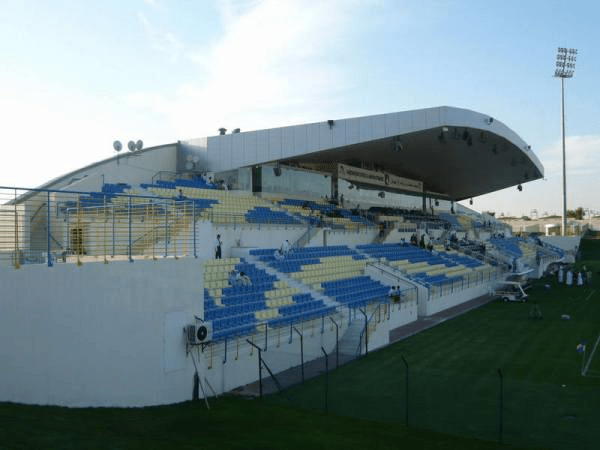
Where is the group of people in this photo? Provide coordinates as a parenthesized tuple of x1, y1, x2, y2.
(557, 265, 592, 287)
(228, 269, 252, 287)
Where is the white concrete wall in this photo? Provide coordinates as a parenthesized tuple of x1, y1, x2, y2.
(307, 228, 378, 248)
(215, 225, 306, 255)
(354, 300, 419, 354)
(0, 258, 202, 407)
(421, 283, 490, 316)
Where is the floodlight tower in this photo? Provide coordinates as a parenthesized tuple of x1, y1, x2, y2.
(554, 47, 577, 236)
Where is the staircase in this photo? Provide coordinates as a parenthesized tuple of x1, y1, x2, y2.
(294, 225, 320, 249)
(372, 224, 394, 244)
(336, 316, 366, 357)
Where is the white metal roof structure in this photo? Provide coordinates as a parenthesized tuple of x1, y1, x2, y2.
(10, 106, 542, 205)
(193, 106, 543, 201)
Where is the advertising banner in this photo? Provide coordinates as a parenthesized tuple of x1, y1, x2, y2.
(337, 163, 423, 193)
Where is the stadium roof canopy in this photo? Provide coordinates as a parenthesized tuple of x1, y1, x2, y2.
(200, 106, 543, 201)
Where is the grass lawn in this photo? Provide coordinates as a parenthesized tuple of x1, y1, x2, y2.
(1, 396, 531, 450)
(270, 235, 600, 449)
(1, 235, 599, 449)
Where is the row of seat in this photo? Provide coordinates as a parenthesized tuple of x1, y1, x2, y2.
(267, 305, 337, 328)
(245, 207, 303, 225)
(204, 257, 336, 342)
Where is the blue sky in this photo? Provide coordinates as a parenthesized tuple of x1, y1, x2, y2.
(1, 0, 598, 217)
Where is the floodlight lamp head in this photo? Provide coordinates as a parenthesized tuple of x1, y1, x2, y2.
(487, 117, 494, 125)
(136, 140, 143, 151)
(517, 184, 523, 192)
(127, 140, 136, 152)
(113, 140, 122, 152)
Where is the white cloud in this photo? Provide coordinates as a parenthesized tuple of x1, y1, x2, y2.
(541, 135, 600, 176)
(138, 12, 184, 63)
(128, 0, 375, 138)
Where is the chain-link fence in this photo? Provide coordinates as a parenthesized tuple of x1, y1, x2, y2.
(265, 353, 600, 449)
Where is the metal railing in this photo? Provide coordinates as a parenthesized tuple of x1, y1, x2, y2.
(428, 267, 501, 300)
(1, 185, 386, 269)
(0, 186, 318, 268)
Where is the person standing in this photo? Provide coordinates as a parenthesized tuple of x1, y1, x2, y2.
(558, 266, 564, 284)
(214, 234, 222, 259)
(566, 269, 573, 287)
(281, 239, 291, 255)
(577, 271, 584, 287)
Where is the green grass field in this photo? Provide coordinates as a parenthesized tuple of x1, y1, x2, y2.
(270, 235, 600, 449)
(1, 234, 599, 449)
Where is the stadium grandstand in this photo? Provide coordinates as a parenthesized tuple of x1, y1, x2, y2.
(0, 106, 569, 407)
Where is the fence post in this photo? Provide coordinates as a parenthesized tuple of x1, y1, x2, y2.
(193, 200, 197, 258)
(321, 346, 328, 412)
(247, 339, 263, 399)
(359, 307, 368, 355)
(498, 368, 504, 444)
(128, 196, 133, 262)
(46, 191, 53, 267)
(111, 204, 116, 257)
(13, 189, 20, 269)
(401, 355, 409, 427)
(293, 326, 304, 383)
(164, 201, 168, 258)
(329, 316, 339, 368)
(102, 195, 108, 264)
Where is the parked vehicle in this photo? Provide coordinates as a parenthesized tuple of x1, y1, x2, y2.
(493, 280, 528, 302)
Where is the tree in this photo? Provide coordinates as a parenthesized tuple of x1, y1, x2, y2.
(567, 207, 584, 220)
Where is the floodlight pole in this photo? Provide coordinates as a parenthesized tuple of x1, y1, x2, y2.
(561, 75, 567, 237)
(554, 47, 577, 236)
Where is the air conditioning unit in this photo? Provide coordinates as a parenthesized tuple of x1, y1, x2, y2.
(196, 321, 212, 343)
(185, 322, 212, 344)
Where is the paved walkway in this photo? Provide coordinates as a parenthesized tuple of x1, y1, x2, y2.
(229, 294, 495, 398)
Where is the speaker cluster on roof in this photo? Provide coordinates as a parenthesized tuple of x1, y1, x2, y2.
(113, 139, 143, 153)
(128, 140, 143, 152)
